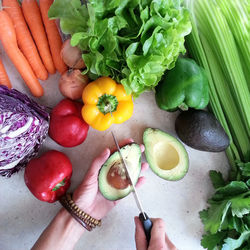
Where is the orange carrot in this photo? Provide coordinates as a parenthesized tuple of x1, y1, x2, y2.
(0, 57, 11, 88)
(3, 0, 48, 81)
(0, 9, 44, 97)
(40, 0, 67, 74)
(22, 0, 56, 75)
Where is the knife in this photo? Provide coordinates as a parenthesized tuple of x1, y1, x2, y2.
(111, 131, 153, 244)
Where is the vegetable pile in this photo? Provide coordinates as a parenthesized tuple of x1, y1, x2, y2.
(49, 0, 192, 97)
(0, 85, 49, 177)
(0, 0, 249, 248)
(185, 0, 250, 248)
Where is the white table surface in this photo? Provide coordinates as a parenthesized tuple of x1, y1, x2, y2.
(0, 43, 230, 250)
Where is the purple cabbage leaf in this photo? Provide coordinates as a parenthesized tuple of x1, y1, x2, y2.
(0, 86, 49, 177)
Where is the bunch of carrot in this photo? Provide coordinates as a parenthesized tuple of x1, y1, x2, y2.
(0, 0, 67, 97)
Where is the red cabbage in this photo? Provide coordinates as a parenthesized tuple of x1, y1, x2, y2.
(0, 86, 49, 177)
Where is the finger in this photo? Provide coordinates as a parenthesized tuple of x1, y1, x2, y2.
(140, 144, 145, 153)
(134, 217, 147, 250)
(119, 138, 134, 146)
(141, 162, 149, 172)
(165, 234, 177, 250)
(135, 176, 146, 188)
(110, 138, 134, 153)
(149, 218, 166, 249)
(84, 148, 110, 183)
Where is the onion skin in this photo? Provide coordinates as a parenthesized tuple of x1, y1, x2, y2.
(59, 69, 89, 100)
(61, 39, 85, 69)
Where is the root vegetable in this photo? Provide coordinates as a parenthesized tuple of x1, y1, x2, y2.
(59, 69, 89, 100)
(61, 39, 85, 69)
(0, 8, 44, 97)
(39, 0, 67, 74)
(3, 0, 48, 81)
(22, 0, 56, 75)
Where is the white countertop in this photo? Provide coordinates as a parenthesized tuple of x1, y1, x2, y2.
(0, 44, 230, 250)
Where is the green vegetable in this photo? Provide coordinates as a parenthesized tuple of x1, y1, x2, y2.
(184, 0, 250, 248)
(200, 169, 250, 250)
(155, 58, 209, 111)
(48, 0, 192, 97)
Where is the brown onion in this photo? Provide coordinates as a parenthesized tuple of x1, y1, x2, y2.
(61, 39, 86, 69)
(59, 70, 89, 100)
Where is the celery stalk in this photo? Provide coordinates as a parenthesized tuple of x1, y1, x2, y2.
(215, 0, 250, 89)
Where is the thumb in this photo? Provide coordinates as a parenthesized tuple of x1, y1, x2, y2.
(134, 217, 147, 250)
(84, 148, 110, 182)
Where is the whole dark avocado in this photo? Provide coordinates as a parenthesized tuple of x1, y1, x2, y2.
(175, 110, 230, 152)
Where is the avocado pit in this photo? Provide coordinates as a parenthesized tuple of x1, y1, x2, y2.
(107, 162, 130, 189)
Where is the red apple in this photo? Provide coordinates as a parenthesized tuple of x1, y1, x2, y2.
(49, 99, 89, 147)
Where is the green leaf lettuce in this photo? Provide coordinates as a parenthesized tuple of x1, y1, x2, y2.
(49, 0, 192, 97)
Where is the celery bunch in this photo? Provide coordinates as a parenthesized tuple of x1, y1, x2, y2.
(185, 0, 250, 173)
(185, 0, 250, 249)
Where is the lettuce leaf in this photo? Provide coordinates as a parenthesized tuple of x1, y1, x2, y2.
(49, 0, 191, 96)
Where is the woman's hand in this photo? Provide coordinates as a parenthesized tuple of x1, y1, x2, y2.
(135, 217, 177, 250)
(73, 139, 148, 220)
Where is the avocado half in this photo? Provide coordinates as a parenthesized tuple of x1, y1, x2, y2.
(98, 143, 141, 201)
(143, 128, 189, 181)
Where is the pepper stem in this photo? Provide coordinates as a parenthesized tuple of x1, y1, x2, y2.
(97, 94, 118, 115)
(52, 178, 66, 191)
(178, 103, 189, 111)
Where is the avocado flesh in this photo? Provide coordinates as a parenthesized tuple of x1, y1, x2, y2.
(143, 128, 189, 181)
(98, 143, 141, 201)
(154, 142, 180, 170)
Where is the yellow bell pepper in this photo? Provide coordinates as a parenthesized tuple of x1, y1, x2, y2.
(81, 77, 133, 131)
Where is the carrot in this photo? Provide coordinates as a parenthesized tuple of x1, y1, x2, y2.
(3, 0, 48, 81)
(0, 9, 44, 97)
(0, 57, 11, 88)
(22, 0, 56, 75)
(40, 0, 67, 74)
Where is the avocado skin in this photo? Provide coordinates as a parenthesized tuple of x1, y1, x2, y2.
(175, 110, 230, 152)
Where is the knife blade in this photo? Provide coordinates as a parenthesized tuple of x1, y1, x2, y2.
(111, 131, 153, 244)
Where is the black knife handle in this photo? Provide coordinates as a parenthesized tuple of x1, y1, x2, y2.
(139, 212, 153, 245)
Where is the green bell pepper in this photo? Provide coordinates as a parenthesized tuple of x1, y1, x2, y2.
(155, 58, 209, 111)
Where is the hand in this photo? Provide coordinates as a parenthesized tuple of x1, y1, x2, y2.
(135, 217, 177, 250)
(73, 139, 148, 220)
